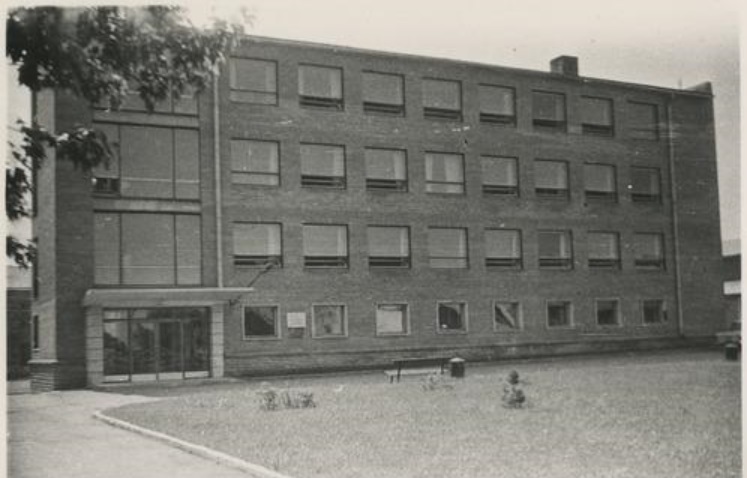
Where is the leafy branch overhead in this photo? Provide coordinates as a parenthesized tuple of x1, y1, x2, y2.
(5, 6, 247, 267)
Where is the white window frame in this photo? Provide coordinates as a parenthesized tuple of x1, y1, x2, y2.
(492, 301, 522, 332)
(595, 298, 621, 327)
(546, 300, 574, 329)
(374, 302, 411, 337)
(311, 303, 348, 339)
(436, 301, 469, 334)
(242, 304, 282, 340)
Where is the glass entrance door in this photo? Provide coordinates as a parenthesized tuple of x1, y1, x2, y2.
(158, 321, 183, 380)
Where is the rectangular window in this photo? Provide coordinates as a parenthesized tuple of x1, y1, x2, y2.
(538, 230, 573, 269)
(596, 299, 620, 326)
(303, 224, 348, 268)
(31, 315, 40, 350)
(493, 302, 521, 330)
(588, 232, 620, 269)
(584, 163, 617, 202)
(630, 167, 662, 203)
(428, 228, 468, 268)
(479, 85, 516, 125)
(547, 301, 572, 328)
(94, 213, 201, 286)
(300, 144, 346, 188)
(581, 97, 614, 136)
(233, 223, 282, 267)
(365, 148, 407, 191)
(634, 233, 665, 269)
(313, 304, 347, 337)
(231, 140, 280, 186)
(229, 58, 278, 105)
(106, 82, 197, 115)
(92, 124, 199, 200)
(375, 304, 409, 335)
(485, 229, 522, 269)
(535, 160, 569, 198)
(363, 72, 404, 115)
(642, 299, 667, 324)
(299, 65, 343, 110)
(243, 306, 279, 338)
(628, 101, 659, 140)
(367, 226, 410, 268)
(438, 302, 467, 332)
(425, 152, 465, 194)
(481, 156, 518, 196)
(533, 91, 566, 132)
(423, 78, 462, 121)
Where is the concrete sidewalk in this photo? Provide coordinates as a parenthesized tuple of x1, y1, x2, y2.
(8, 390, 253, 478)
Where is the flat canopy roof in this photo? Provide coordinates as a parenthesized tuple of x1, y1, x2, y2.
(82, 287, 255, 307)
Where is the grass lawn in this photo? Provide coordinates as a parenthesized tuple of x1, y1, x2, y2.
(105, 350, 741, 478)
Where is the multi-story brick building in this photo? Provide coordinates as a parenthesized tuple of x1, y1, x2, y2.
(29, 35, 723, 390)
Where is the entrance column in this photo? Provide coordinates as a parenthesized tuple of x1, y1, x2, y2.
(86, 306, 104, 387)
(210, 304, 225, 378)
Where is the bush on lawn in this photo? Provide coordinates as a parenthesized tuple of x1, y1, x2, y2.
(502, 370, 526, 408)
(258, 388, 316, 411)
(422, 372, 454, 391)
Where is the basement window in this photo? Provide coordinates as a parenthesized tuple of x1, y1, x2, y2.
(243, 306, 280, 338)
(313, 304, 347, 337)
(375, 304, 409, 336)
(437, 302, 467, 332)
(642, 300, 667, 324)
(596, 299, 620, 326)
(547, 301, 572, 327)
(494, 302, 521, 330)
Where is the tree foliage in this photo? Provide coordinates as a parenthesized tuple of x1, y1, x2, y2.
(5, 6, 246, 268)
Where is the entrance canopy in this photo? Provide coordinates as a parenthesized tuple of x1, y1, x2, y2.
(83, 287, 255, 307)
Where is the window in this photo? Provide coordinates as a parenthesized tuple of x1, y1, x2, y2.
(94, 213, 202, 286)
(368, 226, 410, 268)
(485, 229, 522, 269)
(547, 301, 572, 327)
(533, 91, 566, 132)
(229, 58, 277, 104)
(243, 306, 279, 338)
(479, 85, 515, 125)
(493, 302, 521, 330)
(299, 65, 343, 110)
(91, 124, 199, 200)
(423, 78, 462, 121)
(630, 167, 662, 203)
(31, 315, 40, 350)
(428, 228, 468, 268)
(363, 72, 404, 115)
(538, 230, 573, 269)
(425, 152, 465, 194)
(642, 299, 667, 324)
(535, 160, 569, 198)
(102, 81, 198, 114)
(634, 233, 665, 269)
(588, 232, 620, 269)
(596, 299, 620, 326)
(628, 102, 659, 140)
(365, 148, 407, 191)
(231, 140, 280, 186)
(303, 225, 348, 268)
(437, 302, 467, 332)
(313, 304, 347, 337)
(300, 144, 346, 188)
(584, 163, 617, 202)
(581, 97, 614, 136)
(481, 156, 518, 196)
(233, 223, 282, 267)
(375, 304, 409, 335)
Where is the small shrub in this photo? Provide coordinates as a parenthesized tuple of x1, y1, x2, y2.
(258, 388, 316, 411)
(502, 370, 526, 409)
(258, 388, 280, 411)
(421, 372, 454, 391)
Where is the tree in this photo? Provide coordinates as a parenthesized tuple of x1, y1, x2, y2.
(5, 5, 247, 267)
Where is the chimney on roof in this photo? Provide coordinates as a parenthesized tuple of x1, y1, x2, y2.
(550, 56, 579, 77)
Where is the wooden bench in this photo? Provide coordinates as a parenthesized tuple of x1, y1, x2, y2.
(385, 357, 451, 383)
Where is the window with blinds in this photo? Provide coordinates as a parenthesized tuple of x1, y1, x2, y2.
(534, 159, 569, 198)
(581, 96, 614, 136)
(365, 148, 407, 191)
(634, 233, 665, 269)
(300, 144, 346, 188)
(231, 140, 280, 186)
(485, 229, 522, 269)
(229, 58, 278, 105)
(299, 65, 343, 110)
(481, 156, 518, 196)
(233, 223, 282, 267)
(584, 163, 617, 202)
(367, 226, 410, 268)
(425, 152, 465, 194)
(630, 167, 662, 203)
(423, 78, 462, 121)
(479, 85, 516, 125)
(587, 232, 620, 269)
(532, 91, 566, 132)
(628, 101, 659, 140)
(538, 230, 573, 269)
(428, 227, 468, 268)
(303, 224, 348, 268)
(363, 72, 405, 115)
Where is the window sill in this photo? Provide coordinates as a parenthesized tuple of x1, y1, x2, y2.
(242, 336, 282, 342)
(375, 332, 411, 338)
(311, 335, 349, 340)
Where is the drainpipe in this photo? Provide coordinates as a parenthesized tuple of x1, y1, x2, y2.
(666, 96, 684, 336)
(213, 72, 224, 288)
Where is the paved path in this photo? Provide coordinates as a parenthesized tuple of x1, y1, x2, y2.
(8, 390, 252, 478)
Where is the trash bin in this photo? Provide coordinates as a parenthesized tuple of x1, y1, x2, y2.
(725, 343, 740, 361)
(450, 357, 466, 378)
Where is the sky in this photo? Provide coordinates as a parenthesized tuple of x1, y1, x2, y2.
(4, 0, 742, 242)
